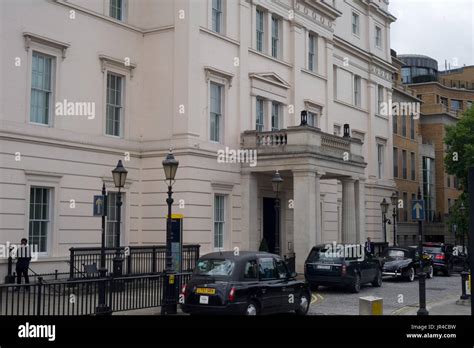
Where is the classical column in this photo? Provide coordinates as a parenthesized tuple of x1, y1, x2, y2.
(241, 172, 259, 250)
(315, 172, 324, 246)
(355, 178, 366, 244)
(341, 178, 356, 243)
(293, 170, 317, 273)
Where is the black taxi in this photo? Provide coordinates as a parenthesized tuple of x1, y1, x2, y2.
(180, 251, 311, 315)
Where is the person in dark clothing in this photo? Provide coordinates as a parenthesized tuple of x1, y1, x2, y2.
(16, 238, 31, 289)
(365, 237, 375, 256)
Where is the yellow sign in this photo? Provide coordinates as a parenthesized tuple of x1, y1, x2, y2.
(169, 275, 175, 284)
(196, 288, 216, 295)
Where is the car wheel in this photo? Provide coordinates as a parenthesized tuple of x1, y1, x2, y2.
(295, 292, 310, 316)
(444, 263, 453, 277)
(349, 273, 361, 293)
(244, 300, 258, 316)
(426, 265, 434, 279)
(372, 269, 382, 287)
(406, 267, 415, 282)
(310, 283, 319, 291)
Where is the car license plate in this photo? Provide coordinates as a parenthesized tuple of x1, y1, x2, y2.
(199, 296, 209, 304)
(196, 287, 216, 295)
(317, 265, 331, 270)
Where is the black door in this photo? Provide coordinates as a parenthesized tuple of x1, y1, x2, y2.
(263, 197, 277, 254)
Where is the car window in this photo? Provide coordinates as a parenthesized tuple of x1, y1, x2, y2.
(195, 259, 234, 277)
(243, 260, 258, 279)
(258, 257, 278, 280)
(423, 246, 442, 254)
(275, 259, 289, 279)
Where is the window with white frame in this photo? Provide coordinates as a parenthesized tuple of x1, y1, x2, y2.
(308, 33, 317, 72)
(30, 52, 53, 125)
(271, 15, 279, 58)
(354, 75, 361, 107)
(377, 85, 384, 114)
(106, 73, 123, 137)
(210, 82, 223, 142)
(214, 195, 225, 249)
(307, 111, 318, 127)
(333, 124, 341, 136)
(352, 12, 360, 36)
(212, 0, 223, 33)
(256, 97, 264, 131)
(271, 101, 280, 130)
(106, 192, 123, 247)
(110, 0, 123, 20)
(375, 26, 382, 48)
(377, 143, 384, 179)
(29, 187, 50, 253)
(256, 9, 265, 52)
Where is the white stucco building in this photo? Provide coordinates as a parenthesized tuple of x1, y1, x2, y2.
(0, 0, 397, 276)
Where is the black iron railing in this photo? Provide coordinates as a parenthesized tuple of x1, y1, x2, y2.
(68, 245, 200, 279)
(0, 272, 192, 316)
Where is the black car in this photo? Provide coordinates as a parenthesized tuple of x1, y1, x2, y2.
(180, 251, 311, 316)
(381, 246, 434, 281)
(304, 244, 383, 293)
(422, 243, 455, 276)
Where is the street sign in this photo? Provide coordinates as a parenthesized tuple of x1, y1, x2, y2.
(93, 195, 106, 216)
(412, 200, 425, 220)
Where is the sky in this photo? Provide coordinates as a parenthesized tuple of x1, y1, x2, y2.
(389, 0, 474, 71)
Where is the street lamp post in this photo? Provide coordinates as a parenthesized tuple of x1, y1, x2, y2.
(416, 187, 429, 316)
(96, 183, 110, 314)
(380, 198, 390, 244)
(272, 170, 283, 255)
(161, 149, 179, 315)
(391, 192, 399, 246)
(111, 160, 128, 278)
(460, 202, 467, 271)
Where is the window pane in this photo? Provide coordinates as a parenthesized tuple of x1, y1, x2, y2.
(30, 52, 52, 124)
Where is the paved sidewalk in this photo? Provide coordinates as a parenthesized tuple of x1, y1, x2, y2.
(113, 306, 188, 315)
(393, 294, 471, 315)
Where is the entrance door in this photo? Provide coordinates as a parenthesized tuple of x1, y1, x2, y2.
(263, 197, 277, 254)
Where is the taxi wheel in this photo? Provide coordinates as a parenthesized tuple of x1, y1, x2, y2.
(406, 267, 415, 282)
(244, 300, 258, 316)
(349, 273, 361, 293)
(295, 292, 310, 316)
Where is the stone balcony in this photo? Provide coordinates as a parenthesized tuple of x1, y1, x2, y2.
(421, 103, 464, 118)
(241, 125, 365, 165)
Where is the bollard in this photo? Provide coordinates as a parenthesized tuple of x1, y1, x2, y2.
(460, 271, 470, 300)
(359, 296, 383, 315)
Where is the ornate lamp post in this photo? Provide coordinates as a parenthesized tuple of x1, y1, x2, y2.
(272, 170, 283, 255)
(111, 160, 127, 277)
(161, 149, 179, 315)
(460, 202, 467, 271)
(391, 192, 399, 246)
(380, 198, 390, 244)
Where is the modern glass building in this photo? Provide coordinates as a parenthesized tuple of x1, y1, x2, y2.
(399, 54, 438, 84)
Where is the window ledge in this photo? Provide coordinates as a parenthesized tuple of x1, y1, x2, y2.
(301, 68, 327, 81)
(334, 99, 368, 113)
(199, 27, 240, 46)
(248, 48, 293, 68)
(23, 32, 70, 58)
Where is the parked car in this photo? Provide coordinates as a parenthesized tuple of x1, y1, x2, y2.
(180, 251, 311, 316)
(452, 245, 469, 271)
(381, 246, 434, 281)
(304, 244, 383, 293)
(422, 243, 455, 276)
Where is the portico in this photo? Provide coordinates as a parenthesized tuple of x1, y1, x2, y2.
(241, 125, 367, 272)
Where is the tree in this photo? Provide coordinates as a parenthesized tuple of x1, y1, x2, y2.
(444, 106, 474, 244)
(444, 106, 474, 190)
